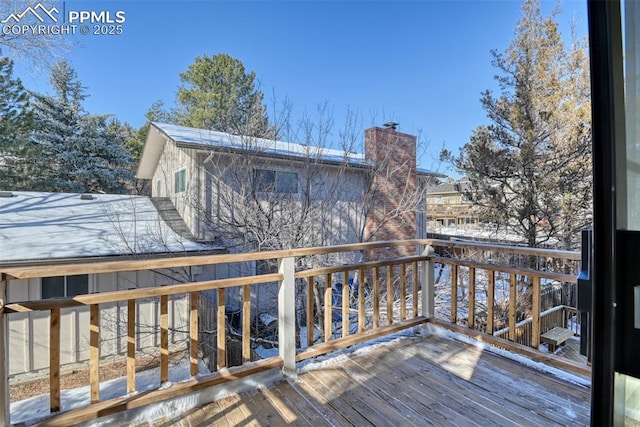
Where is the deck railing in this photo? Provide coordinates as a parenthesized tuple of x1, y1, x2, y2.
(0, 240, 433, 426)
(427, 239, 581, 351)
(493, 305, 580, 346)
(0, 238, 584, 426)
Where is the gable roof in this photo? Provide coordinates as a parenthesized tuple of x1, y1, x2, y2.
(137, 122, 444, 179)
(0, 192, 223, 267)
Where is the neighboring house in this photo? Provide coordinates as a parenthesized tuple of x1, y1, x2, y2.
(0, 191, 225, 376)
(426, 179, 480, 228)
(137, 122, 443, 260)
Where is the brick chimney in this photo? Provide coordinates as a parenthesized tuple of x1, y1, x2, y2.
(364, 124, 417, 259)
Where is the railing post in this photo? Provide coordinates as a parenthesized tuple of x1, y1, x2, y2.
(0, 275, 9, 427)
(421, 245, 435, 318)
(278, 257, 296, 376)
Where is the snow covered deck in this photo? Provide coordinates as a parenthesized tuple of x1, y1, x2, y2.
(174, 328, 591, 426)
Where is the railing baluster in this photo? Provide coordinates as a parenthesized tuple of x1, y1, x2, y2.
(307, 276, 314, 348)
(509, 274, 517, 342)
(342, 271, 349, 338)
(387, 265, 393, 325)
(324, 273, 332, 342)
(412, 261, 418, 317)
(190, 292, 198, 376)
(127, 299, 136, 394)
(358, 268, 365, 333)
(50, 307, 61, 412)
(373, 267, 380, 328)
(468, 267, 476, 329)
(451, 264, 458, 324)
(217, 288, 226, 369)
(532, 276, 541, 348)
(243, 284, 251, 363)
(90, 303, 100, 403)
(160, 295, 169, 384)
(487, 270, 495, 334)
(400, 263, 407, 321)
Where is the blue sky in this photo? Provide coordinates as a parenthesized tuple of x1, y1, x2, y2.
(10, 0, 588, 176)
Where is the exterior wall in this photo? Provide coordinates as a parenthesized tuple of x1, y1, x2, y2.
(6, 267, 216, 376)
(364, 127, 417, 259)
(200, 153, 367, 248)
(151, 139, 201, 238)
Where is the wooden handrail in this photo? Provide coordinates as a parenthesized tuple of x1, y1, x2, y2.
(0, 238, 578, 280)
(430, 256, 577, 283)
(294, 255, 427, 278)
(4, 273, 282, 313)
(0, 239, 429, 280)
(427, 239, 580, 260)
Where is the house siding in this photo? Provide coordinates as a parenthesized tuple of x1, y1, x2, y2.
(151, 138, 201, 238)
(6, 268, 214, 376)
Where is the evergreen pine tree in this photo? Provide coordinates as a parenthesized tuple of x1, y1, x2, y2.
(0, 54, 35, 190)
(31, 62, 134, 193)
(176, 53, 273, 137)
(442, 0, 591, 249)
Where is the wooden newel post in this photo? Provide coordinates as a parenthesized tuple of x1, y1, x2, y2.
(278, 257, 296, 376)
(421, 245, 435, 318)
(0, 275, 9, 427)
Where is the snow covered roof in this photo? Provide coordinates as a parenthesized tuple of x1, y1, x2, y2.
(137, 123, 444, 179)
(427, 179, 471, 194)
(0, 192, 221, 266)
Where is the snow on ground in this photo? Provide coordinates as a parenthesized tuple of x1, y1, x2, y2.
(10, 358, 211, 426)
(11, 323, 589, 426)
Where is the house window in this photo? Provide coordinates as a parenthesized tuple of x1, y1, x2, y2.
(277, 171, 299, 193)
(41, 275, 89, 299)
(174, 168, 187, 193)
(253, 169, 299, 193)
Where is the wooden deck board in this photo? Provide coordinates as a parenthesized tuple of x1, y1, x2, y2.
(345, 358, 447, 425)
(310, 367, 420, 426)
(299, 369, 374, 426)
(383, 347, 520, 426)
(179, 333, 590, 426)
(271, 381, 331, 427)
(275, 380, 346, 426)
(413, 337, 590, 425)
(357, 338, 523, 426)
(348, 357, 466, 426)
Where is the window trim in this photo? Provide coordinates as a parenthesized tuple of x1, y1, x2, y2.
(253, 168, 299, 194)
(174, 167, 187, 194)
(41, 274, 91, 299)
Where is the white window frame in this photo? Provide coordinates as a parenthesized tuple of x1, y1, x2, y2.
(41, 274, 93, 299)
